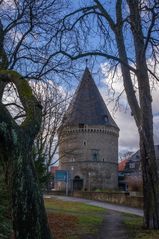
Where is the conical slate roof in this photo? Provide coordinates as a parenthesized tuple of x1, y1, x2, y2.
(63, 67, 118, 128)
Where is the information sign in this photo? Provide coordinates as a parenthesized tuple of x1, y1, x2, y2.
(55, 170, 69, 182)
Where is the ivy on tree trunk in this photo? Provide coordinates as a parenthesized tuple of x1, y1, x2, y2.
(0, 70, 53, 239)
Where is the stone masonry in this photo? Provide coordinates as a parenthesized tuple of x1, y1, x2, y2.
(58, 67, 119, 191)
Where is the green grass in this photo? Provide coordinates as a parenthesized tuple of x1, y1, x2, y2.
(123, 213, 159, 239)
(45, 198, 105, 238)
(45, 198, 159, 239)
(45, 198, 104, 213)
(78, 214, 103, 235)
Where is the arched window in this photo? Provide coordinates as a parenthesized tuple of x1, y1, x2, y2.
(74, 175, 80, 180)
(83, 140, 87, 146)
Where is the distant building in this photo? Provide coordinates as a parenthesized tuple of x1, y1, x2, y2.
(118, 145, 159, 191)
(118, 159, 129, 172)
(58, 67, 119, 191)
(118, 158, 129, 191)
(124, 145, 159, 176)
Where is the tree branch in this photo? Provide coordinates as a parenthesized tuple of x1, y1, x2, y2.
(59, 50, 137, 73)
(144, 9, 159, 53)
(94, 0, 116, 30)
(4, 102, 24, 111)
(0, 70, 42, 137)
(148, 68, 159, 82)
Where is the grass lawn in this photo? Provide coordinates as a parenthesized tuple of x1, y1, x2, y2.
(123, 213, 159, 239)
(45, 198, 106, 239)
(45, 197, 159, 239)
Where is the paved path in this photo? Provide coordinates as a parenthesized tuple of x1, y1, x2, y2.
(99, 210, 129, 239)
(45, 195, 143, 217)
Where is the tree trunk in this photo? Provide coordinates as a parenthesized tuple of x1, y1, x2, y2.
(127, 0, 159, 228)
(112, 0, 159, 228)
(137, 51, 159, 229)
(12, 136, 53, 239)
(0, 71, 53, 238)
(139, 135, 159, 228)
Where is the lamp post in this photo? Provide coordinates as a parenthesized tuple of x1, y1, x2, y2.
(65, 171, 69, 196)
(88, 172, 91, 191)
(71, 166, 74, 194)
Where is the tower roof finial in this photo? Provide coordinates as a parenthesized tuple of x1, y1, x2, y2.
(85, 58, 88, 67)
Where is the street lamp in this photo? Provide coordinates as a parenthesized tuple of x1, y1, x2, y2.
(71, 166, 74, 194)
(88, 172, 91, 191)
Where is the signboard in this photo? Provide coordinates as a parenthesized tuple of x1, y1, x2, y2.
(55, 170, 70, 196)
(55, 170, 69, 182)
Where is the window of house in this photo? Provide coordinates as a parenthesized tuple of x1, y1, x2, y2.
(91, 149, 99, 161)
(129, 162, 135, 169)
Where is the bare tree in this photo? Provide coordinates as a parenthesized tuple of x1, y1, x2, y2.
(32, 80, 68, 187)
(0, 0, 73, 238)
(0, 0, 73, 80)
(58, 0, 159, 229)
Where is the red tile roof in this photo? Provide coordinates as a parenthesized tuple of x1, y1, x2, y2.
(118, 159, 128, 171)
(50, 166, 59, 174)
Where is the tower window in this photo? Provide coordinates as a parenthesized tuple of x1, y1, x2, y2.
(79, 123, 84, 128)
(83, 140, 87, 146)
(104, 115, 108, 123)
(91, 149, 99, 161)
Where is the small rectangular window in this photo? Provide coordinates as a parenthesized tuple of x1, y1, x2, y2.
(91, 149, 99, 161)
(129, 162, 135, 169)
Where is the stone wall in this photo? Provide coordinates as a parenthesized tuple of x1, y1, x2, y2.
(58, 125, 119, 190)
(73, 191, 143, 208)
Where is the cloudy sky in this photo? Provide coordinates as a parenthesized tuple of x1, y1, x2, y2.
(98, 63, 159, 155)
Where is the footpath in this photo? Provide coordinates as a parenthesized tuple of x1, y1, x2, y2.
(46, 195, 143, 216)
(45, 195, 143, 239)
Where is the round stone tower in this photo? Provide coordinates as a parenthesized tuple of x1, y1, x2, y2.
(58, 67, 119, 191)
